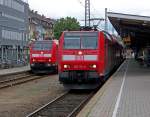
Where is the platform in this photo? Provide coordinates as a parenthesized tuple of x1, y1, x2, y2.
(77, 59, 150, 117)
(0, 65, 30, 76)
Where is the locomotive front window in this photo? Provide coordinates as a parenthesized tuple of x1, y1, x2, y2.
(64, 37, 80, 49)
(32, 43, 52, 50)
(81, 37, 98, 49)
(64, 32, 98, 49)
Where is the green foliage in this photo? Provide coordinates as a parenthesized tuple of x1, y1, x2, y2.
(54, 17, 80, 39)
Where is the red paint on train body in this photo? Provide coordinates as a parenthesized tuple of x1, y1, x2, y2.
(30, 40, 58, 73)
(58, 31, 124, 89)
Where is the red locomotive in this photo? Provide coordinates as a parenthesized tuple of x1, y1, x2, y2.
(58, 31, 124, 89)
(30, 40, 58, 73)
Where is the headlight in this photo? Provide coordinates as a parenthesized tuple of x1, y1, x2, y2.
(92, 64, 96, 68)
(64, 65, 68, 68)
(78, 51, 82, 55)
(32, 59, 36, 62)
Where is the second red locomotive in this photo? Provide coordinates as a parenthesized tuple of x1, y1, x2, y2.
(58, 31, 124, 89)
(30, 40, 58, 73)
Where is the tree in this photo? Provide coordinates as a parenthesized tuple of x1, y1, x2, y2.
(53, 17, 80, 39)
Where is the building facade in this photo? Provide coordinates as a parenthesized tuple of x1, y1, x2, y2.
(0, 0, 29, 68)
(29, 10, 55, 41)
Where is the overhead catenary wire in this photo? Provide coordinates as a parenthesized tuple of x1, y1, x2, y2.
(76, 0, 104, 27)
(77, 0, 85, 7)
(77, 0, 97, 19)
(90, 2, 104, 18)
(77, 0, 104, 19)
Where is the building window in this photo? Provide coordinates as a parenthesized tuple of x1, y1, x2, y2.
(4, 0, 11, 7)
(0, 0, 24, 12)
(2, 12, 24, 22)
(12, 0, 24, 12)
(2, 30, 23, 41)
(0, 0, 4, 5)
(0, 11, 2, 16)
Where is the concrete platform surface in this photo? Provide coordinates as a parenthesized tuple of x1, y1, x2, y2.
(77, 59, 150, 117)
(0, 65, 30, 76)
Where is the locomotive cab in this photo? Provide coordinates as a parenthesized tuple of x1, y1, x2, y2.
(30, 40, 58, 73)
(58, 31, 124, 89)
(58, 31, 104, 89)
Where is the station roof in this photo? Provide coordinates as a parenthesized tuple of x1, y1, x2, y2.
(107, 12, 150, 48)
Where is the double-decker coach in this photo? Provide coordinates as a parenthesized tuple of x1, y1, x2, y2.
(30, 40, 58, 73)
(58, 30, 124, 89)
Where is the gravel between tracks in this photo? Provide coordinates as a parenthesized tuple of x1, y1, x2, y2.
(0, 75, 67, 117)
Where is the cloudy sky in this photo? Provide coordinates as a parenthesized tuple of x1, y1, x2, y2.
(28, 0, 150, 19)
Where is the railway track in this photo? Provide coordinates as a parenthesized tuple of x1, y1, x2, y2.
(0, 72, 48, 89)
(0, 71, 31, 82)
(26, 90, 96, 117)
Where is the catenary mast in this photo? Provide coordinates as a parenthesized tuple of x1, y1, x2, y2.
(85, 0, 90, 27)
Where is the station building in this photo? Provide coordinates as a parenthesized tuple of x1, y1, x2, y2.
(0, 0, 29, 68)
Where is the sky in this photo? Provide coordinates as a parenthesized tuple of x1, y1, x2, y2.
(28, 0, 150, 29)
(28, 0, 150, 19)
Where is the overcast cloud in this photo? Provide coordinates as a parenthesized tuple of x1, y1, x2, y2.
(28, 0, 150, 18)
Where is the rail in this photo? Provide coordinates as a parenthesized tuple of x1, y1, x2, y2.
(26, 90, 96, 117)
(0, 72, 48, 89)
